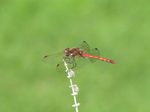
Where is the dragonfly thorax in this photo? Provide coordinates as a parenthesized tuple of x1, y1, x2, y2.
(64, 48, 83, 57)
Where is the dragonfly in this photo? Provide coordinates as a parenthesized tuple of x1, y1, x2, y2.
(43, 41, 116, 71)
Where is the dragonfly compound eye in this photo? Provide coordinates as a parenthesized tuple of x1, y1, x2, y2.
(64, 48, 71, 56)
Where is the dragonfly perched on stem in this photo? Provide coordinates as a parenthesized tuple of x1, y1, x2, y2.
(43, 41, 116, 71)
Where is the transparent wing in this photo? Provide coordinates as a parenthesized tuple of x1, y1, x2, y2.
(56, 56, 87, 72)
(43, 52, 64, 65)
(79, 41, 100, 63)
(78, 41, 90, 54)
(91, 48, 100, 56)
(73, 57, 87, 70)
(55, 61, 66, 72)
(89, 48, 100, 63)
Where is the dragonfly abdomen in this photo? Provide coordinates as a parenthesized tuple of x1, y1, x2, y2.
(81, 53, 116, 64)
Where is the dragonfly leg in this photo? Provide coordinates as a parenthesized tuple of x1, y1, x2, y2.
(63, 56, 77, 69)
(71, 57, 77, 69)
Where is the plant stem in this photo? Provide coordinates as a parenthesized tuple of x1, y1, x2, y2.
(63, 57, 80, 112)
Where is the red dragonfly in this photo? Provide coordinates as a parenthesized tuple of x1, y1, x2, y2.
(43, 41, 116, 70)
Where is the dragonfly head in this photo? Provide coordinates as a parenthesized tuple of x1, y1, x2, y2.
(64, 48, 71, 56)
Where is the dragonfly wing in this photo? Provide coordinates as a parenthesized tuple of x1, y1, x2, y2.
(72, 57, 87, 70)
(91, 48, 100, 56)
(78, 41, 91, 54)
(56, 56, 87, 71)
(89, 48, 100, 63)
(79, 41, 101, 63)
(56, 61, 66, 72)
(56, 56, 78, 72)
(43, 52, 64, 64)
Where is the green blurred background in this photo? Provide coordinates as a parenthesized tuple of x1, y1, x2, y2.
(0, 0, 150, 112)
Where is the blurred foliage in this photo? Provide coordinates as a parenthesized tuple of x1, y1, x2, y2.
(0, 0, 150, 112)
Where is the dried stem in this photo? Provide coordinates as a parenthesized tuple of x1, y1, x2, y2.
(63, 57, 80, 112)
